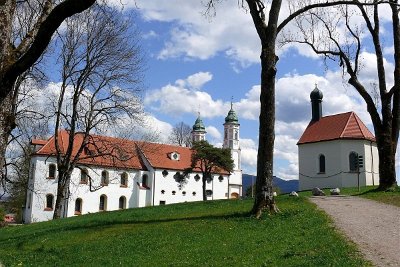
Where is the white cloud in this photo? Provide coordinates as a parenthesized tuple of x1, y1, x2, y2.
(206, 126, 221, 140)
(144, 72, 229, 118)
(240, 138, 258, 175)
(186, 72, 213, 90)
(142, 30, 158, 39)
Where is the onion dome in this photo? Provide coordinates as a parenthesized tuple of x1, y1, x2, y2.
(310, 84, 323, 101)
(192, 114, 206, 132)
(225, 102, 239, 124)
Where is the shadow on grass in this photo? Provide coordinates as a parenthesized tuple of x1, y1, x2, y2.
(0, 211, 252, 244)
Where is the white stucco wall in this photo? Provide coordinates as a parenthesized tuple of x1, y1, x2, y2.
(299, 139, 379, 191)
(25, 155, 242, 223)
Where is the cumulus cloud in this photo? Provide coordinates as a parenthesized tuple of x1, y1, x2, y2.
(240, 138, 258, 175)
(206, 126, 222, 140)
(144, 72, 230, 118)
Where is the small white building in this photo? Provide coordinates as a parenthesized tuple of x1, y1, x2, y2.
(24, 108, 242, 223)
(297, 86, 379, 190)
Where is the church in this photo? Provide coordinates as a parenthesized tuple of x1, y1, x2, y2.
(297, 86, 379, 190)
(24, 107, 242, 223)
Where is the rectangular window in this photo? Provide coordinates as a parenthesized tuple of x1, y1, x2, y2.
(159, 201, 166, 205)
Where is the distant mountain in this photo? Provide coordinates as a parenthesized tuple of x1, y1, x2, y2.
(242, 174, 298, 195)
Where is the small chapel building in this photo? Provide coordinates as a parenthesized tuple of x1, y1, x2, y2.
(297, 86, 379, 190)
(24, 107, 242, 223)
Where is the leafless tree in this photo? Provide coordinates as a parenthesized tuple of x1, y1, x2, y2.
(51, 5, 144, 219)
(0, 0, 96, 199)
(169, 122, 192, 147)
(205, 0, 389, 218)
(287, 1, 399, 189)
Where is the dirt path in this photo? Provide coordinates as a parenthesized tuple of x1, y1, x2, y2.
(309, 196, 400, 267)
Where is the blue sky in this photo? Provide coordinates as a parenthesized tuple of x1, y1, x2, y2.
(100, 0, 400, 181)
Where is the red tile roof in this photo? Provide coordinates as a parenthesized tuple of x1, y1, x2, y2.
(297, 112, 376, 145)
(31, 139, 47, 146)
(32, 130, 228, 174)
(34, 130, 145, 170)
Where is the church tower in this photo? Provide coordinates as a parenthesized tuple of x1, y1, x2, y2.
(191, 113, 206, 142)
(223, 102, 241, 172)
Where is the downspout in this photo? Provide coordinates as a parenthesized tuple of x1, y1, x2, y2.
(212, 175, 214, 200)
(227, 175, 230, 199)
(152, 171, 156, 206)
(370, 141, 375, 186)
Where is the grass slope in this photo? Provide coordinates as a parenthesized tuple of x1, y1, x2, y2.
(340, 186, 400, 207)
(299, 186, 400, 207)
(0, 197, 370, 266)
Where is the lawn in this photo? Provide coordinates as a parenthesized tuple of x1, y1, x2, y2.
(299, 186, 400, 207)
(340, 186, 400, 207)
(0, 197, 371, 266)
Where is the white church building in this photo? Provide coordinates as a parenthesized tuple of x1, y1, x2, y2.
(297, 86, 379, 190)
(24, 107, 242, 223)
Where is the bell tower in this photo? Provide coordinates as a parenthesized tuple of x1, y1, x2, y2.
(191, 113, 206, 142)
(223, 102, 241, 171)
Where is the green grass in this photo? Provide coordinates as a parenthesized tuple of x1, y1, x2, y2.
(0, 197, 371, 266)
(340, 186, 400, 207)
(299, 186, 400, 207)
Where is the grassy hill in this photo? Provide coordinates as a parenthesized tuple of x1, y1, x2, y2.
(0, 197, 371, 266)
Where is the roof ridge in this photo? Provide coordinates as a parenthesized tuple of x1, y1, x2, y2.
(352, 112, 374, 139)
(135, 142, 153, 168)
(339, 112, 353, 138)
(322, 111, 352, 119)
(352, 112, 364, 137)
(35, 134, 54, 155)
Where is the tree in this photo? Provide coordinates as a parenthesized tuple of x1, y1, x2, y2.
(288, 1, 399, 190)
(187, 140, 234, 201)
(0, 0, 96, 198)
(50, 5, 144, 219)
(169, 122, 192, 147)
(205, 0, 383, 217)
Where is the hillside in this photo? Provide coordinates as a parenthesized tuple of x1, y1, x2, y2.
(0, 197, 369, 266)
(242, 174, 299, 194)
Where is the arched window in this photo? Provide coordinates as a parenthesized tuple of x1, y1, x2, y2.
(80, 169, 88, 184)
(99, 195, 107, 211)
(349, 152, 359, 172)
(234, 130, 238, 140)
(319, 154, 326, 173)
(101, 170, 109, 186)
(45, 194, 54, 210)
(48, 164, 56, 179)
(142, 174, 148, 187)
(119, 196, 126, 209)
(75, 198, 82, 215)
(120, 172, 128, 187)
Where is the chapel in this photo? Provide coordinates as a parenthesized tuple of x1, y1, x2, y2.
(297, 86, 379, 190)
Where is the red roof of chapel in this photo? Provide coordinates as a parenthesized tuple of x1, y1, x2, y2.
(297, 111, 375, 145)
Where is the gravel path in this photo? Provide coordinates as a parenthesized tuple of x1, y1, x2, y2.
(309, 196, 400, 267)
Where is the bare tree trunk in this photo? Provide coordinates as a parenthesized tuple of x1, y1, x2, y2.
(53, 170, 72, 219)
(247, 0, 282, 217)
(0, 91, 16, 184)
(376, 132, 397, 189)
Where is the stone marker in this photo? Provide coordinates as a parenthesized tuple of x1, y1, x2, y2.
(330, 188, 341, 195)
(312, 187, 326, 196)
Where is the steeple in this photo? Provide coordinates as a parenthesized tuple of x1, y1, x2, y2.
(191, 112, 206, 142)
(225, 101, 239, 124)
(223, 101, 240, 150)
(310, 84, 323, 122)
(223, 101, 241, 174)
